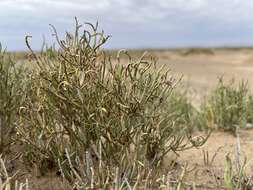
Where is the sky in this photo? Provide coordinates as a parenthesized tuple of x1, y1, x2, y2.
(1, 0, 253, 50)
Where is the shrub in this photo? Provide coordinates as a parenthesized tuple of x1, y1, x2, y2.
(18, 19, 208, 186)
(200, 78, 249, 134)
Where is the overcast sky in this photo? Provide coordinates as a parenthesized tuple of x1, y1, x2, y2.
(1, 0, 253, 50)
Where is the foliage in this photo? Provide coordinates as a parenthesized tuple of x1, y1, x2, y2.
(200, 78, 249, 134)
(17, 19, 208, 184)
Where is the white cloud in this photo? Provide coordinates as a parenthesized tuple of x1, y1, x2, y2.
(1, 0, 253, 50)
(1, 0, 253, 23)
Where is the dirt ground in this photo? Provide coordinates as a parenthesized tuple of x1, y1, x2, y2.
(170, 129, 253, 189)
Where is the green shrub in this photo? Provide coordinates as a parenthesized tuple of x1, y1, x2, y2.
(200, 78, 249, 134)
(18, 19, 208, 186)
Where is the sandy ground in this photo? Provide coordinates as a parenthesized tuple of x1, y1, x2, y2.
(172, 129, 253, 189)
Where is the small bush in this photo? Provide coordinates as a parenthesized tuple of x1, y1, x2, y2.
(200, 78, 249, 134)
(18, 19, 208, 183)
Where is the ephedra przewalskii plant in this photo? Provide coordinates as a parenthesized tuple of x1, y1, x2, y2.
(19, 18, 208, 186)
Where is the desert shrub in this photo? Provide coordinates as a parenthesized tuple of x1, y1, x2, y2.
(0, 44, 26, 153)
(18, 19, 208, 186)
(200, 78, 249, 134)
